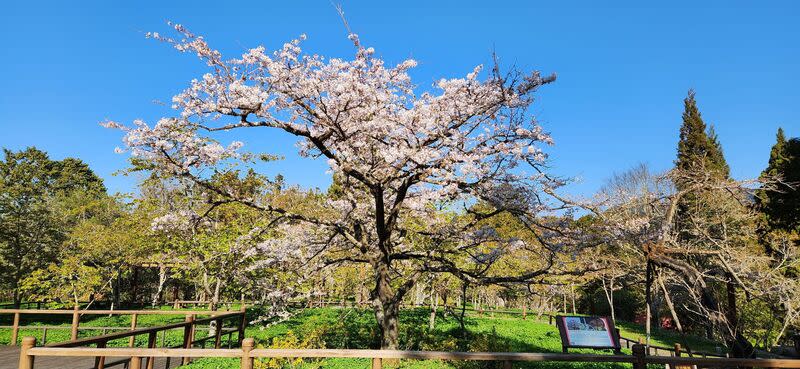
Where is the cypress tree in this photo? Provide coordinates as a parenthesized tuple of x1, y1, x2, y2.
(758, 127, 800, 231)
(674, 90, 732, 231)
(675, 90, 730, 184)
(672, 91, 750, 356)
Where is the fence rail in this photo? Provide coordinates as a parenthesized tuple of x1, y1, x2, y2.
(3, 302, 731, 362)
(11, 308, 246, 369)
(1, 307, 244, 347)
(16, 338, 800, 369)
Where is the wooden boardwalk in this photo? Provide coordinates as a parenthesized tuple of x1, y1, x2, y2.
(0, 346, 184, 369)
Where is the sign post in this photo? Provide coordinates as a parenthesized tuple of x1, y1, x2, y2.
(555, 315, 621, 354)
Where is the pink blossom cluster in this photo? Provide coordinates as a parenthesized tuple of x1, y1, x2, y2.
(106, 22, 563, 278)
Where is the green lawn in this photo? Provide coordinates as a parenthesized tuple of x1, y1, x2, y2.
(181, 307, 719, 369)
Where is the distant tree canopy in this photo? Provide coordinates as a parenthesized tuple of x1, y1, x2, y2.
(0, 147, 106, 305)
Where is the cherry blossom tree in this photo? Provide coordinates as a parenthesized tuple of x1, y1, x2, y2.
(105, 22, 577, 349)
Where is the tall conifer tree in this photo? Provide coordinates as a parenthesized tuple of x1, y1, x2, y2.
(758, 127, 800, 232)
(675, 90, 730, 183)
(670, 91, 753, 356)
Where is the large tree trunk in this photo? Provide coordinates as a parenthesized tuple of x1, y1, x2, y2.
(12, 285, 20, 309)
(725, 279, 753, 358)
(151, 265, 168, 308)
(371, 261, 400, 349)
(211, 278, 221, 311)
(130, 266, 139, 305)
(429, 291, 439, 330)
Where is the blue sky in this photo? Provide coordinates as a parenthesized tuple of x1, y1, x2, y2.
(1, 0, 797, 197)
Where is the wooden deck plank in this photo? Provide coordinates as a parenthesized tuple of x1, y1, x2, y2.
(0, 346, 184, 369)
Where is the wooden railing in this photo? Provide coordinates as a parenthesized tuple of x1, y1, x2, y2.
(52, 311, 244, 369)
(617, 335, 727, 358)
(3, 302, 730, 361)
(1, 307, 246, 348)
(16, 338, 800, 369)
(10, 308, 245, 369)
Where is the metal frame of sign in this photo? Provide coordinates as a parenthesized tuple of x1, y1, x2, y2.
(555, 315, 622, 353)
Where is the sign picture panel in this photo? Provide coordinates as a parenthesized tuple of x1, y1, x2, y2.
(556, 315, 620, 351)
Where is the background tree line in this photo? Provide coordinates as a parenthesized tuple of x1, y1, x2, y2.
(1, 92, 798, 356)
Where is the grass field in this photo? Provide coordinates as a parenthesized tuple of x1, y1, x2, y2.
(179, 307, 721, 369)
(1, 306, 723, 368)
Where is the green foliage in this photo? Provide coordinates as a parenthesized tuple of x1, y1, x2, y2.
(757, 128, 800, 233)
(0, 147, 107, 305)
(577, 282, 643, 322)
(673, 90, 733, 242)
(675, 90, 730, 182)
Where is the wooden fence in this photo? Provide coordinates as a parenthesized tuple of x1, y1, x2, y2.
(175, 300, 729, 359)
(9, 309, 245, 369)
(16, 338, 800, 369)
(1, 307, 246, 348)
(3, 302, 732, 364)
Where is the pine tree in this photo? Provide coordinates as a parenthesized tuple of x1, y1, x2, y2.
(674, 90, 732, 233)
(671, 91, 751, 356)
(758, 127, 800, 232)
(675, 90, 730, 184)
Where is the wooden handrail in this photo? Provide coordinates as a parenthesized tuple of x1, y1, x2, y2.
(0, 308, 232, 315)
(647, 355, 800, 368)
(617, 333, 726, 358)
(27, 347, 243, 358)
(25, 347, 635, 361)
(47, 311, 242, 348)
(249, 349, 636, 362)
(20, 344, 800, 368)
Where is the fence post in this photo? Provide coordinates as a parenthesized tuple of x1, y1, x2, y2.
(94, 340, 107, 369)
(146, 331, 157, 369)
(240, 338, 254, 369)
(17, 336, 36, 369)
(214, 318, 224, 349)
(371, 357, 382, 369)
(129, 313, 138, 347)
(632, 343, 647, 369)
(503, 360, 512, 369)
(10, 312, 20, 346)
(70, 305, 80, 341)
(522, 303, 527, 320)
(130, 356, 141, 369)
(182, 314, 195, 365)
(238, 305, 247, 345)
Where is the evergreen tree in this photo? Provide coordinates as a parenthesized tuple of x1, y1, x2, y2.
(671, 91, 754, 356)
(758, 128, 800, 232)
(675, 90, 730, 183)
(674, 90, 732, 236)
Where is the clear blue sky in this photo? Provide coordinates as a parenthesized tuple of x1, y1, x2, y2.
(1, 0, 797, 197)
